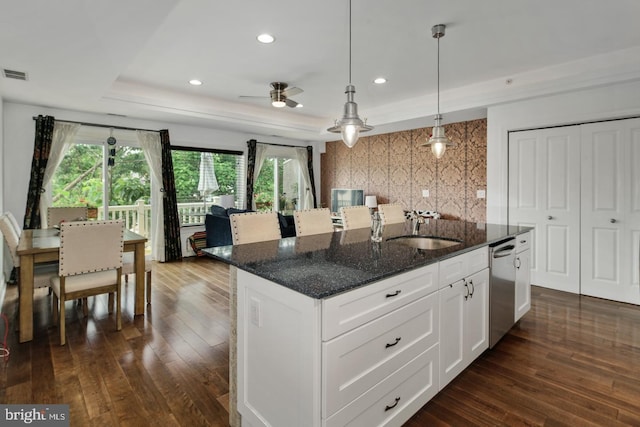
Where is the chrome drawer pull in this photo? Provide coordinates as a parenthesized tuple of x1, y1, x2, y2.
(385, 290, 401, 298)
(385, 337, 401, 348)
(384, 397, 401, 411)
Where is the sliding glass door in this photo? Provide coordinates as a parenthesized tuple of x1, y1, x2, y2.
(253, 145, 313, 214)
(52, 141, 152, 248)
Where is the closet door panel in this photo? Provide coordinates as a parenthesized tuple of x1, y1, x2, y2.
(581, 118, 640, 304)
(546, 225, 570, 275)
(509, 127, 580, 293)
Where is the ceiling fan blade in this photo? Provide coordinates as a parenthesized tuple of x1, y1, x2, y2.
(285, 98, 299, 108)
(282, 87, 303, 97)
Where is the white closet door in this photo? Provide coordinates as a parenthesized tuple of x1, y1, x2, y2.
(508, 126, 581, 293)
(581, 118, 640, 304)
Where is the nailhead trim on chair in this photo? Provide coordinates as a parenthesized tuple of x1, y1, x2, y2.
(59, 220, 124, 276)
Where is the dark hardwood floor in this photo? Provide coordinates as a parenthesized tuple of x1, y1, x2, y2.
(1, 257, 639, 426)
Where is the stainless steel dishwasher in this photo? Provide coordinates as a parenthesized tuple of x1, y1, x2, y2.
(489, 237, 517, 348)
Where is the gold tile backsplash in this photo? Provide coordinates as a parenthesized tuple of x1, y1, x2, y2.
(321, 118, 487, 223)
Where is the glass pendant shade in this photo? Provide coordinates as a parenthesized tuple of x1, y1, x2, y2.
(342, 125, 360, 148)
(430, 141, 446, 159)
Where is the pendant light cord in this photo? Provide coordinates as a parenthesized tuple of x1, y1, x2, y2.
(436, 35, 440, 116)
(348, 0, 352, 85)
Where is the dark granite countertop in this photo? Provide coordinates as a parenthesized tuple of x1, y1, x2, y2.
(202, 219, 532, 300)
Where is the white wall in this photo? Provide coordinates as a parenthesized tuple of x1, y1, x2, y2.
(2, 102, 322, 223)
(487, 80, 640, 225)
(0, 95, 5, 305)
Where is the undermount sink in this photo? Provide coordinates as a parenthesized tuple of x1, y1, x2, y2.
(387, 235, 463, 250)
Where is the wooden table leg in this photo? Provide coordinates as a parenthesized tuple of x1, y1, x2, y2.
(19, 254, 34, 343)
(134, 242, 145, 315)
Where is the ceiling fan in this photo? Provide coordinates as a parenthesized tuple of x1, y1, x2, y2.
(240, 82, 304, 108)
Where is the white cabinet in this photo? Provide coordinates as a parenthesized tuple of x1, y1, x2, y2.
(236, 263, 441, 427)
(323, 293, 440, 426)
(321, 263, 440, 427)
(236, 244, 499, 426)
(438, 247, 489, 390)
(515, 231, 531, 321)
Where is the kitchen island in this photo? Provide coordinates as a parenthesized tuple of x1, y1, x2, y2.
(203, 219, 532, 427)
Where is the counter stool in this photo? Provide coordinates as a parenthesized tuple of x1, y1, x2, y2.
(294, 208, 334, 236)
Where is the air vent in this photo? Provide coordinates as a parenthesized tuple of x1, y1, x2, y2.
(3, 69, 28, 80)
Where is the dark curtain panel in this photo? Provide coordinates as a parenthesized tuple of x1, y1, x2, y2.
(306, 145, 318, 208)
(160, 129, 182, 261)
(246, 139, 258, 210)
(23, 115, 55, 229)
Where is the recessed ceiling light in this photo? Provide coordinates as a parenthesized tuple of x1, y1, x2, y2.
(373, 77, 387, 84)
(296, 104, 303, 108)
(257, 33, 275, 44)
(189, 79, 203, 86)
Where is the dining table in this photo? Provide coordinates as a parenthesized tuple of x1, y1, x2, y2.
(16, 227, 148, 343)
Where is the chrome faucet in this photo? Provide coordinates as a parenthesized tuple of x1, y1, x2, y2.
(408, 211, 425, 235)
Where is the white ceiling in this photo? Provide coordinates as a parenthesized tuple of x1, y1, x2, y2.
(2, 0, 640, 141)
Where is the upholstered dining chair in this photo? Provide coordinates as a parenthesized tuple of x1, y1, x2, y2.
(230, 211, 282, 245)
(377, 204, 407, 226)
(50, 220, 124, 345)
(47, 206, 89, 228)
(0, 214, 58, 290)
(293, 208, 334, 236)
(340, 205, 372, 230)
(122, 253, 152, 304)
(3, 211, 21, 235)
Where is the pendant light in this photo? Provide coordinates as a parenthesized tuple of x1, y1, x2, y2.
(422, 24, 454, 159)
(327, 0, 373, 148)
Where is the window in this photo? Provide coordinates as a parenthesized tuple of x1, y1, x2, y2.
(170, 147, 245, 225)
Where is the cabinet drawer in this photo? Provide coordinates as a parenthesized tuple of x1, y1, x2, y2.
(324, 344, 439, 427)
(322, 263, 438, 341)
(516, 231, 531, 253)
(467, 246, 489, 276)
(322, 292, 439, 418)
(439, 246, 488, 288)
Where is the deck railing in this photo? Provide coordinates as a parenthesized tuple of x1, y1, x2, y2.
(98, 200, 213, 239)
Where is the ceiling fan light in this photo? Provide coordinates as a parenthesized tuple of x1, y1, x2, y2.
(271, 100, 286, 108)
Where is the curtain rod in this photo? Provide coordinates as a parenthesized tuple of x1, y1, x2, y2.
(32, 117, 160, 133)
(249, 139, 309, 149)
